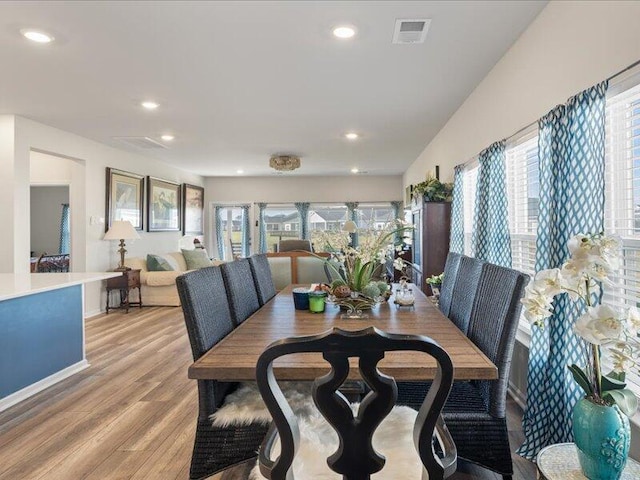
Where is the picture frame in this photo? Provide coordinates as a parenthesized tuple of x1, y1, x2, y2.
(147, 177, 181, 232)
(404, 184, 414, 208)
(105, 167, 144, 231)
(182, 184, 205, 235)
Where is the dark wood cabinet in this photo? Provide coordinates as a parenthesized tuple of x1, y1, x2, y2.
(411, 201, 451, 294)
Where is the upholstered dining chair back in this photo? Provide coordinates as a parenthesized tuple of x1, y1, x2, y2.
(221, 258, 261, 326)
(438, 252, 462, 317)
(466, 263, 529, 418)
(177, 267, 268, 479)
(447, 255, 483, 335)
(278, 239, 312, 252)
(249, 254, 277, 306)
(255, 327, 457, 480)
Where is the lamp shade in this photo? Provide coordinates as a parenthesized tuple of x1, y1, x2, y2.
(103, 220, 140, 240)
(342, 220, 357, 233)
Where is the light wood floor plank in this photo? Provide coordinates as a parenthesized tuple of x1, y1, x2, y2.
(0, 306, 536, 480)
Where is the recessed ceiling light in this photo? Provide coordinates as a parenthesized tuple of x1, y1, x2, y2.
(237, 169, 244, 174)
(141, 101, 159, 110)
(161, 134, 174, 141)
(345, 132, 359, 140)
(351, 168, 359, 174)
(333, 26, 356, 39)
(21, 29, 54, 44)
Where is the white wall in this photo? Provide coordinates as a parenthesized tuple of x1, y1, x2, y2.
(2, 115, 204, 315)
(205, 175, 403, 204)
(30, 186, 70, 256)
(404, 0, 640, 185)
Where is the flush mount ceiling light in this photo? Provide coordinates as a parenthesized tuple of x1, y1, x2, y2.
(161, 134, 174, 141)
(269, 155, 301, 172)
(351, 168, 359, 174)
(332, 25, 356, 39)
(345, 132, 359, 140)
(141, 101, 159, 110)
(237, 169, 244, 174)
(21, 29, 54, 43)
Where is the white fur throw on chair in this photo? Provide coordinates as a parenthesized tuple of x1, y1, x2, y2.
(211, 383, 427, 479)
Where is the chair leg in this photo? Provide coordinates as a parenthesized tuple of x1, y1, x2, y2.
(502, 475, 512, 480)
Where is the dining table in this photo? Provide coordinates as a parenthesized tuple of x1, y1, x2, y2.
(188, 284, 498, 382)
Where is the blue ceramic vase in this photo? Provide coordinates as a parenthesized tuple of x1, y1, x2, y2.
(573, 398, 630, 480)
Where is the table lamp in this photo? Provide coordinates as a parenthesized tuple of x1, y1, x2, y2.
(103, 220, 140, 271)
(342, 220, 357, 233)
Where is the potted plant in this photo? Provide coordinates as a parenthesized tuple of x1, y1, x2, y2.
(425, 273, 444, 299)
(522, 233, 639, 480)
(412, 176, 453, 203)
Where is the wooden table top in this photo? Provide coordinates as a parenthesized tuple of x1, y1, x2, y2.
(189, 285, 498, 382)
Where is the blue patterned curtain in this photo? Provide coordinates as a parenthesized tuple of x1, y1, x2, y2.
(390, 201, 404, 244)
(59, 203, 70, 254)
(240, 205, 251, 257)
(449, 166, 464, 254)
(517, 82, 608, 459)
(257, 203, 268, 253)
(472, 141, 511, 267)
(214, 205, 225, 260)
(295, 202, 310, 240)
(345, 202, 359, 246)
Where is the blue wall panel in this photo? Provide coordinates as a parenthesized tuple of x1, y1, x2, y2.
(0, 285, 83, 398)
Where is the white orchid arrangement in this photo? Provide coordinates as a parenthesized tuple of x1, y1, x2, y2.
(522, 233, 640, 416)
(311, 220, 413, 294)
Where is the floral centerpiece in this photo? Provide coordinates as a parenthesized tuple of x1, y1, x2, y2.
(426, 272, 444, 298)
(311, 220, 413, 314)
(522, 233, 639, 479)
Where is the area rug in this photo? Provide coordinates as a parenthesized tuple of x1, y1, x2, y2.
(211, 382, 427, 479)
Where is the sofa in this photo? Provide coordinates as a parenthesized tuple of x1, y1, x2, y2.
(124, 252, 223, 306)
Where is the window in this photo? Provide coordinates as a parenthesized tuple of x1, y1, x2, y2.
(462, 162, 479, 256)
(604, 81, 640, 392)
(308, 204, 348, 233)
(215, 205, 249, 260)
(263, 204, 300, 251)
(506, 134, 540, 278)
(356, 203, 394, 246)
(604, 82, 640, 312)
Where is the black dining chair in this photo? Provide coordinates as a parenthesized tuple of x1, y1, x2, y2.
(221, 258, 261, 326)
(447, 255, 483, 335)
(249, 254, 277, 306)
(397, 262, 528, 480)
(255, 326, 457, 480)
(438, 252, 462, 317)
(177, 266, 269, 480)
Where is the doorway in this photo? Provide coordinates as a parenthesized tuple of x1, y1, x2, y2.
(30, 185, 70, 271)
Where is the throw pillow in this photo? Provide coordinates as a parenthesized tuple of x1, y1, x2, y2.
(182, 248, 213, 270)
(147, 254, 174, 272)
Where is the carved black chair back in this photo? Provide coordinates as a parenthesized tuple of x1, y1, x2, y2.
(256, 326, 456, 480)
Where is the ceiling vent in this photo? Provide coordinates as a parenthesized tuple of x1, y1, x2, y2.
(392, 19, 431, 44)
(112, 136, 168, 149)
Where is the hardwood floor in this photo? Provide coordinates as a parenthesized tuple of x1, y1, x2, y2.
(0, 307, 537, 479)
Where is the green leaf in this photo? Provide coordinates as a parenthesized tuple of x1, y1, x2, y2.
(568, 364, 593, 397)
(606, 370, 626, 382)
(602, 374, 627, 391)
(603, 389, 638, 417)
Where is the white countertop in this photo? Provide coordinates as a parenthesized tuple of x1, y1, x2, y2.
(0, 272, 121, 301)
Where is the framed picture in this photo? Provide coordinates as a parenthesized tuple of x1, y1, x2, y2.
(182, 184, 204, 235)
(105, 167, 144, 231)
(147, 177, 181, 232)
(404, 184, 414, 208)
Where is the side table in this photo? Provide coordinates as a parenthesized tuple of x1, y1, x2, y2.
(537, 443, 640, 479)
(106, 269, 142, 313)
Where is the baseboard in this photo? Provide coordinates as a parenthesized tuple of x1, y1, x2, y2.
(0, 360, 89, 413)
(84, 307, 103, 318)
(508, 380, 527, 410)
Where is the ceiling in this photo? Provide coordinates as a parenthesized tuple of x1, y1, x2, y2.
(0, 1, 547, 177)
